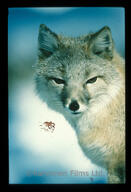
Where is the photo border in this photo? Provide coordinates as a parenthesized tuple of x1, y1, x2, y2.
(3, 0, 129, 191)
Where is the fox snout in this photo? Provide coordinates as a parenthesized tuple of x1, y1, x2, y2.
(65, 99, 81, 114)
(61, 86, 88, 115)
(64, 98, 87, 115)
(69, 100, 80, 111)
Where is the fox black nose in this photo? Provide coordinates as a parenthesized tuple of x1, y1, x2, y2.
(69, 100, 79, 111)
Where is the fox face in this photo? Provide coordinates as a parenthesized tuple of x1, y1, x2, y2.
(35, 24, 122, 117)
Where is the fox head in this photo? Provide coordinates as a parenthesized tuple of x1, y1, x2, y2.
(35, 24, 123, 117)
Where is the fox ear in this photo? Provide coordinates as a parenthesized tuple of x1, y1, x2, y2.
(38, 24, 59, 58)
(88, 26, 114, 60)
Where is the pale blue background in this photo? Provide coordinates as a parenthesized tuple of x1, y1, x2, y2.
(8, 7, 125, 184)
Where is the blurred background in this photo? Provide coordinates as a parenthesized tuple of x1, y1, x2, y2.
(8, 7, 125, 184)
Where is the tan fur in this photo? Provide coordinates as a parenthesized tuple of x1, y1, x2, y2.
(78, 52, 125, 183)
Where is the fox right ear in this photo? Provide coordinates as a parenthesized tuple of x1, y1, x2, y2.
(88, 26, 114, 60)
(38, 24, 59, 58)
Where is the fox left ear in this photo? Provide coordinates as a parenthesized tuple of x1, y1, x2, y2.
(88, 26, 114, 60)
(38, 24, 59, 59)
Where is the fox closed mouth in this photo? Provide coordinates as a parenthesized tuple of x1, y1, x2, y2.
(71, 112, 81, 115)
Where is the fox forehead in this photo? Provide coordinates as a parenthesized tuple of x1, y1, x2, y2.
(38, 24, 115, 79)
(42, 47, 108, 80)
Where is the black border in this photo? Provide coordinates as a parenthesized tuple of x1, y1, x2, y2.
(7, 0, 128, 8)
(3, 0, 129, 191)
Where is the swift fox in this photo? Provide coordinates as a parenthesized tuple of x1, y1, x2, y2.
(35, 24, 125, 183)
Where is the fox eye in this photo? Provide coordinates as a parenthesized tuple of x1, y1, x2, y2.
(86, 77, 97, 84)
(52, 78, 65, 84)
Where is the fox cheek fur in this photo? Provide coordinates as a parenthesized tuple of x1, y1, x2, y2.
(35, 24, 125, 183)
